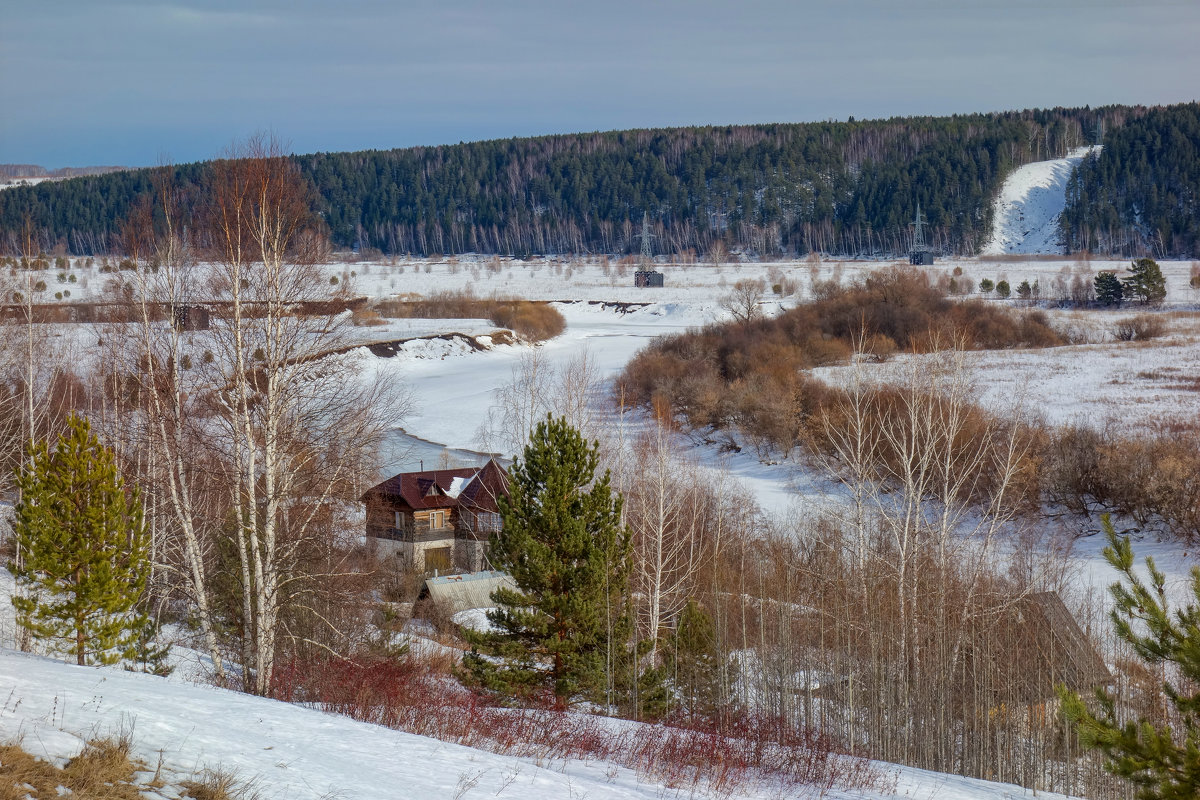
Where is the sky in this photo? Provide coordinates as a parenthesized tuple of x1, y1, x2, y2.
(2, 0, 1199, 169)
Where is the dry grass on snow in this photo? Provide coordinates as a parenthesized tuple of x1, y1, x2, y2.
(0, 735, 256, 800)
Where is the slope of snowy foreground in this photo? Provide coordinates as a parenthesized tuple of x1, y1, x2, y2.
(0, 648, 1080, 800)
(982, 146, 1100, 255)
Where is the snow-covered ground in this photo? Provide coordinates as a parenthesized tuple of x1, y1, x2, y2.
(0, 646, 1080, 800)
(982, 146, 1100, 255)
(4, 252, 1197, 799)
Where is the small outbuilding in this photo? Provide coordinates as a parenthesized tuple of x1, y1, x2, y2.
(172, 304, 210, 332)
(634, 270, 664, 288)
(424, 570, 516, 617)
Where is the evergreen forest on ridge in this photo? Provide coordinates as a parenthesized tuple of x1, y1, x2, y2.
(2, 103, 1197, 258)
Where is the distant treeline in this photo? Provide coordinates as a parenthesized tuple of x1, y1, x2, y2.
(0, 164, 127, 179)
(4, 104, 1194, 258)
(1060, 103, 1200, 258)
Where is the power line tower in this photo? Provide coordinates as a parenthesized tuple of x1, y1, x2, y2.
(636, 211, 655, 267)
(908, 202, 934, 265)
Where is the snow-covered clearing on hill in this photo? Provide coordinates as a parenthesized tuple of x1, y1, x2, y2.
(982, 146, 1100, 255)
(0, 646, 1081, 800)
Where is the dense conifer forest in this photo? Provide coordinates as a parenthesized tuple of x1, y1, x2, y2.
(3, 104, 1196, 257)
(1060, 103, 1200, 257)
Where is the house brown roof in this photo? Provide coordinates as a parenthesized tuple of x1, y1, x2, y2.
(363, 460, 507, 513)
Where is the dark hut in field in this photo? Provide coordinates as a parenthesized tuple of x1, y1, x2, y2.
(634, 270, 664, 288)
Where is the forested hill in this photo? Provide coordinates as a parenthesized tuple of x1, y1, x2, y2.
(1060, 103, 1200, 258)
(2, 105, 1186, 258)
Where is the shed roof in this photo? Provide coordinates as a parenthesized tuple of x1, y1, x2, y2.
(425, 570, 516, 615)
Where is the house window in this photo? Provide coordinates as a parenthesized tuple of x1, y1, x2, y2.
(394, 511, 402, 529)
(430, 510, 447, 529)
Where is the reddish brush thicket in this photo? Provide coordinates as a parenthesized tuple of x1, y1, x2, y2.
(270, 655, 888, 796)
(618, 268, 1063, 453)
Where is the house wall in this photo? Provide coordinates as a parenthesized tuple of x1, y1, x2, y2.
(454, 539, 488, 573)
(370, 534, 458, 572)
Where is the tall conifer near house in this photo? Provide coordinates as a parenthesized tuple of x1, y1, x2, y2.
(8, 414, 159, 666)
(463, 416, 631, 709)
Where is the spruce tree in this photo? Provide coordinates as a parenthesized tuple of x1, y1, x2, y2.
(1123, 258, 1168, 306)
(8, 414, 160, 667)
(1059, 516, 1200, 799)
(463, 416, 631, 709)
(1095, 271, 1124, 307)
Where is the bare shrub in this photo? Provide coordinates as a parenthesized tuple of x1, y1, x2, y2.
(351, 309, 387, 327)
(1113, 313, 1165, 341)
(270, 655, 887, 796)
(372, 290, 565, 342)
(488, 301, 565, 342)
(719, 278, 766, 324)
(1041, 423, 1200, 542)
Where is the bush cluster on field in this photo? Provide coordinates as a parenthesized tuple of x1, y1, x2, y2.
(618, 266, 1199, 542)
(620, 267, 1061, 452)
(373, 289, 565, 342)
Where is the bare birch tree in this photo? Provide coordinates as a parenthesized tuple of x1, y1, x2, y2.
(204, 135, 404, 694)
(624, 425, 708, 666)
(118, 166, 227, 681)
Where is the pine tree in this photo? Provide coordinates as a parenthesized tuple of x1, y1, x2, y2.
(1123, 258, 1168, 306)
(7, 414, 161, 667)
(463, 416, 632, 709)
(667, 600, 735, 724)
(1059, 516, 1200, 799)
(1095, 271, 1124, 307)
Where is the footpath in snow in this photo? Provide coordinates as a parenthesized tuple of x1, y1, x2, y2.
(982, 146, 1100, 255)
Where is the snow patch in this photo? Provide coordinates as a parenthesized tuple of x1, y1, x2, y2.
(982, 146, 1099, 255)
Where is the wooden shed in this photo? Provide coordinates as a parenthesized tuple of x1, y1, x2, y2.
(634, 270, 664, 288)
(172, 304, 210, 332)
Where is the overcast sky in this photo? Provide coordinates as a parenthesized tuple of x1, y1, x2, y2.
(2, 0, 1198, 168)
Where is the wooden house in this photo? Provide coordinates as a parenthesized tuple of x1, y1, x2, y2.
(362, 460, 508, 573)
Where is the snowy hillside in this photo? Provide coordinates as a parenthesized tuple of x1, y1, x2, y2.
(982, 146, 1100, 255)
(0, 647, 1080, 800)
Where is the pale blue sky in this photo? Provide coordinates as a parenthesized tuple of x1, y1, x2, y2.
(2, 0, 1198, 167)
